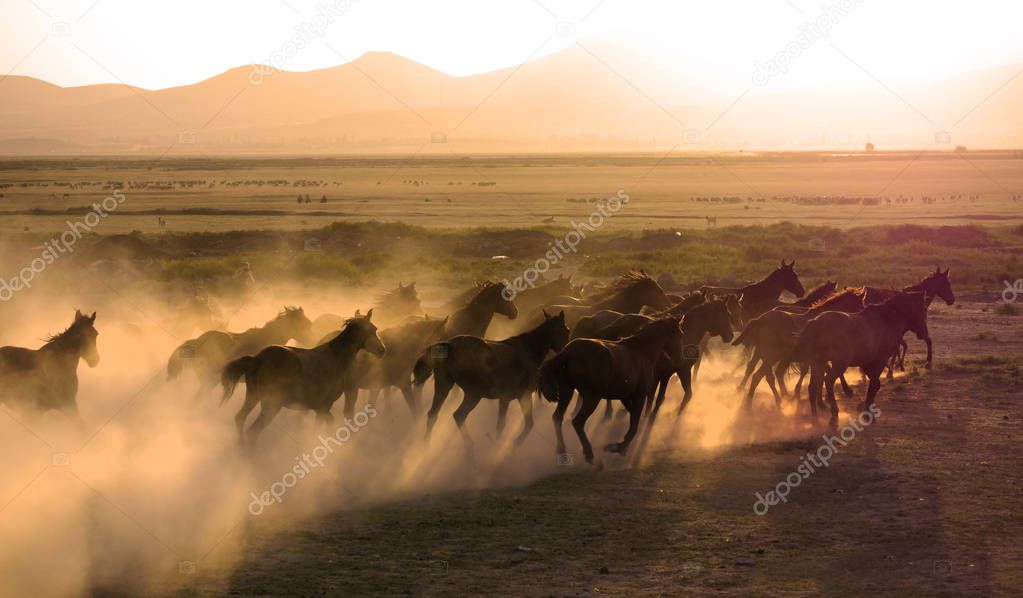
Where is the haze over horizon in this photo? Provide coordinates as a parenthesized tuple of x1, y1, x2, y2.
(3, 0, 1023, 153)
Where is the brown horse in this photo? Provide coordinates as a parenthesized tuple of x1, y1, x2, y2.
(736, 261, 806, 325)
(538, 318, 684, 463)
(570, 291, 706, 341)
(863, 267, 954, 369)
(444, 281, 519, 338)
(339, 316, 448, 418)
(0, 310, 99, 425)
(734, 288, 867, 408)
(220, 311, 385, 450)
(783, 292, 929, 425)
(538, 271, 673, 328)
(589, 300, 735, 419)
(167, 306, 314, 397)
(310, 282, 423, 339)
(414, 311, 569, 449)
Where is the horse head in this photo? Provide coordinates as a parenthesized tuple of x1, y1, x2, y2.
(351, 309, 386, 356)
(541, 310, 570, 352)
(776, 260, 805, 298)
(926, 267, 955, 306)
(281, 306, 314, 345)
(486, 282, 518, 320)
(72, 309, 100, 367)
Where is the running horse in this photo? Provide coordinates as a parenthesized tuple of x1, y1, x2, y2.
(220, 311, 386, 450)
(734, 261, 806, 325)
(0, 310, 99, 426)
(539, 317, 685, 463)
(863, 267, 954, 370)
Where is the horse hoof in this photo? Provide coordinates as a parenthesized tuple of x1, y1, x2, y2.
(584, 454, 594, 465)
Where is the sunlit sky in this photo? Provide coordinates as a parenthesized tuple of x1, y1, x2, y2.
(3, 0, 1022, 93)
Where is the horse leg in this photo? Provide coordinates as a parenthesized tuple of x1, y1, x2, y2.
(807, 364, 822, 424)
(737, 353, 760, 391)
(743, 363, 769, 411)
(608, 395, 643, 455)
(774, 361, 790, 398)
(862, 374, 882, 410)
(234, 390, 260, 447)
(342, 384, 359, 419)
(452, 393, 483, 455)
(839, 373, 853, 397)
(246, 401, 283, 452)
(763, 366, 783, 411)
(923, 335, 933, 369)
(793, 363, 808, 398)
(601, 399, 613, 423)
(572, 392, 601, 464)
(513, 393, 534, 446)
(673, 365, 694, 416)
(397, 381, 419, 416)
(553, 391, 571, 457)
(495, 398, 510, 438)
(886, 353, 896, 381)
(823, 368, 840, 428)
(424, 373, 454, 441)
(60, 402, 86, 431)
(367, 388, 381, 404)
(649, 373, 670, 419)
(898, 338, 908, 371)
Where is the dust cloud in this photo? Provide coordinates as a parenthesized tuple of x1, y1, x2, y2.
(0, 273, 836, 595)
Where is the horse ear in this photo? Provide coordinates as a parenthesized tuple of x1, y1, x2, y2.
(75, 309, 83, 319)
(542, 309, 550, 319)
(944, 267, 950, 276)
(558, 310, 565, 319)
(89, 312, 96, 323)
(354, 308, 361, 317)
(365, 308, 373, 321)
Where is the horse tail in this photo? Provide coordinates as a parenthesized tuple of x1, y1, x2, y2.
(166, 340, 197, 380)
(413, 342, 450, 387)
(731, 316, 762, 348)
(537, 354, 565, 403)
(220, 355, 257, 405)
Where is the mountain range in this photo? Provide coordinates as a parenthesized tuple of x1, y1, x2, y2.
(2, 43, 1021, 154)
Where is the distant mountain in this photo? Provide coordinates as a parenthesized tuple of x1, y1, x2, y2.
(1, 46, 1020, 153)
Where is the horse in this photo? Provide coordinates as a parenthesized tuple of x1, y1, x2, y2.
(220, 311, 386, 450)
(538, 318, 684, 463)
(509, 275, 580, 314)
(570, 291, 706, 340)
(371, 281, 424, 326)
(339, 316, 448, 418)
(167, 307, 314, 397)
(0, 310, 99, 425)
(570, 291, 707, 420)
(771, 280, 838, 313)
(444, 281, 518, 338)
(414, 311, 569, 449)
(863, 267, 954, 370)
(310, 282, 423, 339)
(538, 270, 673, 328)
(589, 299, 735, 419)
(733, 288, 867, 410)
(735, 260, 806, 325)
(782, 292, 929, 426)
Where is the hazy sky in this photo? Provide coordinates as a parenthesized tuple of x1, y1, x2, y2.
(3, 0, 1022, 92)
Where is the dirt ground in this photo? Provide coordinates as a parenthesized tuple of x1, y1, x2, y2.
(180, 301, 1022, 597)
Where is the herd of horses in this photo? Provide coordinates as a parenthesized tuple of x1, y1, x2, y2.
(0, 263, 954, 465)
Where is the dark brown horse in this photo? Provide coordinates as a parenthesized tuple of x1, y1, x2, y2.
(590, 300, 735, 419)
(339, 316, 448, 418)
(538, 317, 684, 463)
(167, 306, 314, 396)
(538, 271, 673, 328)
(444, 281, 519, 338)
(734, 288, 867, 407)
(736, 261, 806, 325)
(372, 281, 424, 325)
(220, 311, 385, 449)
(415, 311, 569, 449)
(783, 292, 929, 425)
(863, 267, 954, 369)
(0, 310, 99, 425)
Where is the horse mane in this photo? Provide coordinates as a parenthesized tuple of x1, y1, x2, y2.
(276, 305, 301, 318)
(43, 316, 90, 345)
(376, 285, 417, 305)
(588, 270, 655, 302)
(811, 287, 864, 309)
(467, 281, 504, 304)
(802, 281, 835, 302)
